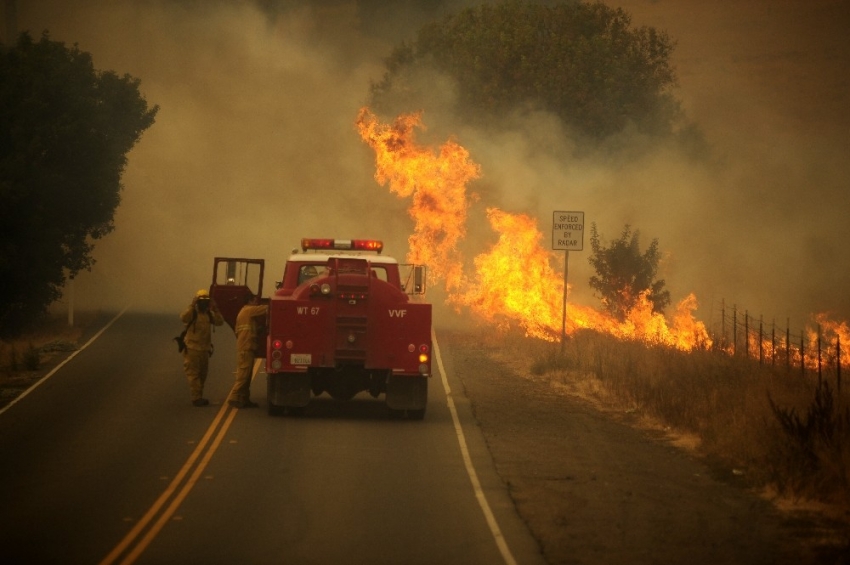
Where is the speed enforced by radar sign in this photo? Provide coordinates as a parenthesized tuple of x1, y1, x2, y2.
(552, 211, 584, 251)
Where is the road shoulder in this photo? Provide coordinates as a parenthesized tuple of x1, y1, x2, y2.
(441, 329, 848, 565)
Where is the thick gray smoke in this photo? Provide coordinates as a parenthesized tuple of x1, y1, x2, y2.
(3, 0, 848, 333)
(598, 0, 850, 332)
(5, 1, 412, 314)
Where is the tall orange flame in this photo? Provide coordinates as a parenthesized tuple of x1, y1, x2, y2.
(356, 108, 479, 291)
(452, 208, 565, 341)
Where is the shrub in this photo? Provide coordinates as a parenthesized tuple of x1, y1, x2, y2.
(768, 379, 850, 503)
(23, 343, 40, 371)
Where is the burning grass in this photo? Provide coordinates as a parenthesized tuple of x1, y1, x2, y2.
(511, 328, 850, 511)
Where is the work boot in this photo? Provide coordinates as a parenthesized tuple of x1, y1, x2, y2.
(228, 399, 259, 409)
(192, 398, 209, 407)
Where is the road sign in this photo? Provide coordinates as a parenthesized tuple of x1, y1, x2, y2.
(552, 211, 584, 251)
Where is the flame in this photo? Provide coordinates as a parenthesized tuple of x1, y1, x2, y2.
(355, 108, 479, 291)
(801, 313, 850, 369)
(355, 109, 850, 357)
(451, 207, 712, 347)
(814, 313, 849, 352)
(452, 208, 565, 341)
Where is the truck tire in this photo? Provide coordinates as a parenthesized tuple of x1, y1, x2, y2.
(267, 372, 310, 410)
(386, 376, 428, 414)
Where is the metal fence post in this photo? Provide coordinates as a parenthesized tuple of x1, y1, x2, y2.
(786, 320, 791, 372)
(732, 305, 737, 356)
(817, 324, 822, 385)
(771, 320, 776, 366)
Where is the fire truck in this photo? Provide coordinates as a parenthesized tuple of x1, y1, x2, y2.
(209, 238, 432, 419)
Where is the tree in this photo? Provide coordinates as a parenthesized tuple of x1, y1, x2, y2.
(587, 223, 670, 320)
(0, 32, 158, 337)
(369, 0, 682, 140)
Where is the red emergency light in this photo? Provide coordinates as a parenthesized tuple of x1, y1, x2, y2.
(301, 238, 383, 254)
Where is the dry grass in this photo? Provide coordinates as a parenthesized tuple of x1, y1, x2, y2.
(0, 311, 99, 407)
(491, 328, 850, 513)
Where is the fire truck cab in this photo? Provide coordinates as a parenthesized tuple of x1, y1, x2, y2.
(210, 238, 431, 419)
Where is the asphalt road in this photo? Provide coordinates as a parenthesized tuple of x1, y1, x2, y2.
(0, 311, 545, 565)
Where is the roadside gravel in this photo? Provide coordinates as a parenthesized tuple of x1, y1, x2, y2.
(442, 329, 850, 565)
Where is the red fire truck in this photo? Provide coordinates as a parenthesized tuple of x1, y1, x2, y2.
(210, 238, 432, 419)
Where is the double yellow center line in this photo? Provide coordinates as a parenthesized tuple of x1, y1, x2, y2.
(100, 359, 262, 565)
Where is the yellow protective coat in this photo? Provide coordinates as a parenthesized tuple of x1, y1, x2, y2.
(180, 304, 224, 401)
(180, 306, 224, 352)
(227, 304, 269, 405)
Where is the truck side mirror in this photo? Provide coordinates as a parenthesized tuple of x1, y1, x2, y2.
(413, 265, 426, 294)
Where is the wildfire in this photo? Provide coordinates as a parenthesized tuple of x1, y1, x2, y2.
(814, 314, 849, 352)
(355, 108, 479, 291)
(803, 313, 849, 369)
(354, 108, 730, 351)
(452, 208, 565, 341)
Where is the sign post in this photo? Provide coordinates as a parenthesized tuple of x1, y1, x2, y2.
(552, 211, 585, 347)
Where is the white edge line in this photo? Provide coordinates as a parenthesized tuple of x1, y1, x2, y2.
(432, 328, 518, 565)
(0, 305, 130, 417)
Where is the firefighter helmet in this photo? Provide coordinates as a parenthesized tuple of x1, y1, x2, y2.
(196, 289, 210, 298)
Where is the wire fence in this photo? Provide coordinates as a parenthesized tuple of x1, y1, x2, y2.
(710, 300, 845, 392)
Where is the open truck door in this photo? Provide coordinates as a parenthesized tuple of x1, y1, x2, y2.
(210, 257, 267, 358)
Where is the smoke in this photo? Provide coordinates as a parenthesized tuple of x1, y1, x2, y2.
(605, 0, 850, 331)
(406, 0, 850, 332)
(5, 0, 848, 333)
(7, 0, 412, 314)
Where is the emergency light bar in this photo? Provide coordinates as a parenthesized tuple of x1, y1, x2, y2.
(301, 238, 383, 254)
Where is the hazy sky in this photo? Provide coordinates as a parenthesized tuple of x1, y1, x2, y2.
(3, 0, 848, 333)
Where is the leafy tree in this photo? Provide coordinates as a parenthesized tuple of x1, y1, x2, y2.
(587, 223, 670, 320)
(0, 32, 158, 337)
(370, 0, 682, 140)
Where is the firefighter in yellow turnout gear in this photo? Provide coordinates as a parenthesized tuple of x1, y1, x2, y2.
(180, 289, 224, 406)
(227, 296, 269, 409)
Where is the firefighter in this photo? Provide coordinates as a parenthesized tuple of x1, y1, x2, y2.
(227, 295, 268, 409)
(298, 265, 319, 285)
(180, 289, 224, 406)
